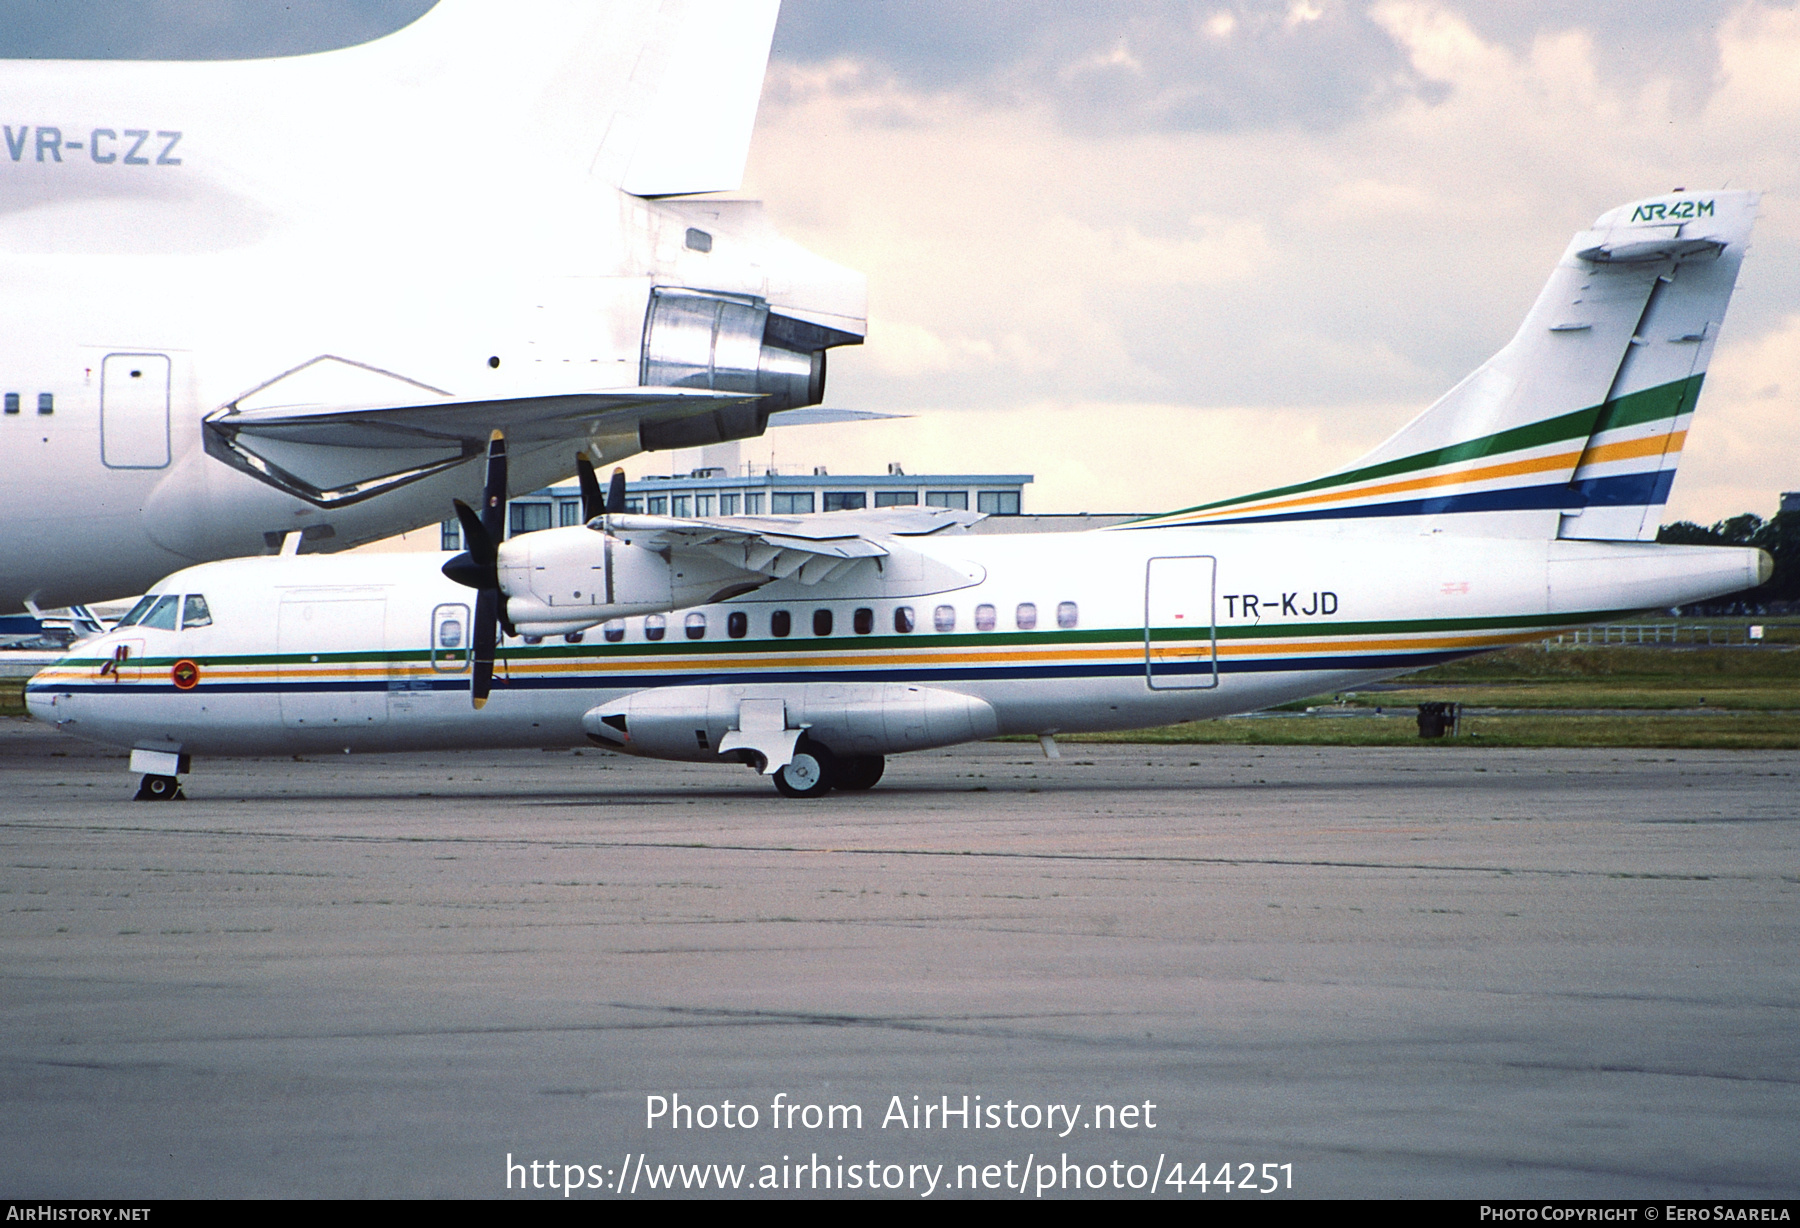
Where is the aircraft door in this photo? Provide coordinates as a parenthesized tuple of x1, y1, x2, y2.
(431, 603, 471, 672)
(1145, 556, 1218, 689)
(100, 353, 172, 469)
(277, 594, 389, 728)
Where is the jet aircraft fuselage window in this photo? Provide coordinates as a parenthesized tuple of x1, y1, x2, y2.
(685, 612, 706, 640)
(933, 605, 956, 633)
(823, 492, 865, 511)
(602, 620, 625, 643)
(1057, 601, 1079, 629)
(116, 595, 158, 627)
(1016, 602, 1038, 630)
(853, 607, 874, 635)
(727, 611, 748, 638)
(139, 594, 179, 630)
(813, 609, 832, 636)
(644, 614, 666, 641)
(771, 610, 791, 637)
(181, 595, 213, 629)
(894, 606, 915, 633)
(974, 603, 996, 632)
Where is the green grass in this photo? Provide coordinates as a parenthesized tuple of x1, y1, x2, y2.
(1052, 712, 1800, 750)
(0, 679, 21, 717)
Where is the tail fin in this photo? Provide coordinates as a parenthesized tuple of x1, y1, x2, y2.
(1144, 191, 1757, 538)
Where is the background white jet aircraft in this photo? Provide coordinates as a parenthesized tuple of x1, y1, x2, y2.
(28, 192, 1771, 799)
(0, 0, 864, 613)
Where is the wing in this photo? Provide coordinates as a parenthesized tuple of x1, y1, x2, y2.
(200, 355, 765, 507)
(601, 506, 985, 586)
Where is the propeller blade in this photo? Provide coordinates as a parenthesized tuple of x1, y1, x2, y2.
(451, 499, 494, 564)
(471, 587, 498, 708)
(606, 466, 627, 515)
(576, 454, 603, 523)
(479, 430, 507, 545)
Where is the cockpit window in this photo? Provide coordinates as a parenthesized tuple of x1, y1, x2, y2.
(116, 595, 158, 627)
(139, 595, 180, 631)
(181, 595, 213, 629)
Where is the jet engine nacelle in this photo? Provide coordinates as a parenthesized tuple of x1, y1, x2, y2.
(582, 682, 1001, 765)
(497, 524, 762, 637)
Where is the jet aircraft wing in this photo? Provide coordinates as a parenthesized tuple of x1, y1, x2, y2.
(203, 385, 763, 508)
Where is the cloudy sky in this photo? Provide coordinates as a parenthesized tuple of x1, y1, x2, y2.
(4, 1, 1796, 523)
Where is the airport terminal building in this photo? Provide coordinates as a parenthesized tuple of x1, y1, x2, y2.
(442, 467, 1034, 549)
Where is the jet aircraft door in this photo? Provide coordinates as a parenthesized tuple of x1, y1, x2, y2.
(100, 353, 171, 469)
(1145, 555, 1218, 689)
(277, 593, 388, 728)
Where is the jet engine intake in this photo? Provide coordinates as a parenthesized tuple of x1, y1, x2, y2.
(637, 288, 839, 451)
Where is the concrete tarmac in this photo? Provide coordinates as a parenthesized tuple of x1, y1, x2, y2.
(1, 716, 1796, 1199)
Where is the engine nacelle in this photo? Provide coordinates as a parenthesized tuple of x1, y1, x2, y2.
(497, 524, 764, 636)
(636, 289, 841, 451)
(582, 682, 1001, 764)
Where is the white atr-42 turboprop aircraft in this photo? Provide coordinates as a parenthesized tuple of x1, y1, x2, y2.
(28, 191, 1774, 799)
(0, 0, 864, 615)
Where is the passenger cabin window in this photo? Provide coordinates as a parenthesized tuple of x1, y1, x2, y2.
(1016, 602, 1038, 630)
(36, 392, 52, 415)
(974, 603, 996, 632)
(853, 607, 874, 635)
(894, 606, 915, 633)
(644, 614, 666, 641)
(771, 610, 791, 637)
(727, 611, 748, 638)
(1057, 601, 1079, 629)
(933, 605, 956, 633)
(684, 612, 706, 640)
(139, 594, 179, 631)
(181, 595, 213, 629)
(813, 609, 833, 636)
(602, 620, 626, 643)
(2, 393, 17, 415)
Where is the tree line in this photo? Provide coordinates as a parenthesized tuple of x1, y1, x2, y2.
(1657, 509, 1799, 613)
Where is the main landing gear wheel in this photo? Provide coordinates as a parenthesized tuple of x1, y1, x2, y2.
(772, 741, 836, 799)
(834, 755, 885, 790)
(134, 774, 184, 802)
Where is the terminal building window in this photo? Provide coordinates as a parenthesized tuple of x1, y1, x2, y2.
(744, 493, 764, 514)
(823, 492, 866, 511)
(441, 520, 460, 551)
(671, 495, 691, 518)
(647, 496, 667, 515)
(978, 491, 1020, 515)
(509, 503, 551, 536)
(558, 500, 582, 527)
(720, 493, 740, 515)
(875, 491, 917, 507)
(772, 492, 814, 514)
(926, 491, 968, 510)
